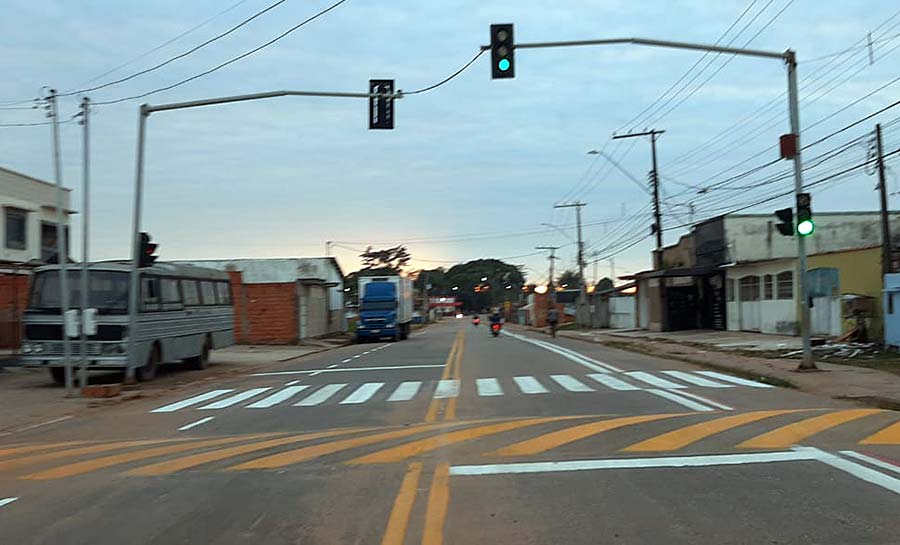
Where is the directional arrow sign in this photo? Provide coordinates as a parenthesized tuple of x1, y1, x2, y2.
(369, 79, 395, 130)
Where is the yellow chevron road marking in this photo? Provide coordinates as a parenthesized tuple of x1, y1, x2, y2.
(0, 439, 179, 473)
(739, 409, 884, 449)
(860, 419, 900, 445)
(0, 442, 87, 459)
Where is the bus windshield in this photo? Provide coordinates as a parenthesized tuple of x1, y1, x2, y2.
(30, 270, 130, 313)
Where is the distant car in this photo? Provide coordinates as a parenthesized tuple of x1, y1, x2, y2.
(455, 313, 463, 319)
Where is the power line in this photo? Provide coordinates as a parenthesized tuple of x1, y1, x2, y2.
(92, 0, 349, 106)
(403, 49, 485, 95)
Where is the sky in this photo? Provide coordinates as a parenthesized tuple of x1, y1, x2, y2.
(1, 0, 899, 284)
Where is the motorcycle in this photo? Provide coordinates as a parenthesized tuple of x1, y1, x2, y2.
(491, 322, 502, 337)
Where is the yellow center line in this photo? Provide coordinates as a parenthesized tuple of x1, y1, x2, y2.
(425, 332, 460, 423)
(489, 413, 689, 457)
(347, 415, 587, 465)
(0, 439, 180, 472)
(21, 434, 275, 480)
(738, 409, 884, 449)
(125, 427, 368, 476)
(444, 330, 465, 421)
(380, 462, 423, 545)
(622, 409, 808, 453)
(861, 419, 900, 445)
(228, 422, 466, 470)
(421, 462, 450, 545)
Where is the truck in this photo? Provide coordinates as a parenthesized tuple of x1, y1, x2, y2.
(355, 275, 414, 342)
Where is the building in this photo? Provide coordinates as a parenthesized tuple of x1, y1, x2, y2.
(175, 258, 345, 344)
(429, 296, 462, 316)
(632, 211, 900, 336)
(1, 166, 73, 348)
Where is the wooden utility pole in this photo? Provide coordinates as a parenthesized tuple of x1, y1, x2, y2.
(876, 124, 892, 275)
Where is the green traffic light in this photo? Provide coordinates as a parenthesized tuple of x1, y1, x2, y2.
(498, 58, 510, 71)
(797, 219, 814, 236)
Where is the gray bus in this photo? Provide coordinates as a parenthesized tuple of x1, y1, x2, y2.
(19, 261, 234, 383)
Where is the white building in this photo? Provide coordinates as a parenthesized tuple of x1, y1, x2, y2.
(1, 166, 73, 267)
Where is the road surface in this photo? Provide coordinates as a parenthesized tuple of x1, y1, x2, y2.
(1, 321, 899, 544)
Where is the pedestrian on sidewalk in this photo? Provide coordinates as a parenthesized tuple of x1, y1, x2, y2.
(547, 307, 559, 338)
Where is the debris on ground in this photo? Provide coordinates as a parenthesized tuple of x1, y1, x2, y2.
(781, 342, 881, 360)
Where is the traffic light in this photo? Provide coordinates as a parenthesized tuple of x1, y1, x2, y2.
(490, 24, 515, 79)
(774, 207, 793, 236)
(139, 232, 158, 267)
(796, 192, 814, 236)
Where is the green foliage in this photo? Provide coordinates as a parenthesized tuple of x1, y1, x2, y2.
(557, 269, 581, 289)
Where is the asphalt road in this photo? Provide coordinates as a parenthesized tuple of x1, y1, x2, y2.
(2, 320, 900, 544)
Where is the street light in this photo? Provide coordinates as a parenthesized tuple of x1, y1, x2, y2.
(452, 286, 459, 291)
(481, 276, 488, 282)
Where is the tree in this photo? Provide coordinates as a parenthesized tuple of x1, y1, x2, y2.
(360, 245, 411, 272)
(595, 277, 614, 294)
(557, 270, 581, 289)
(443, 259, 526, 312)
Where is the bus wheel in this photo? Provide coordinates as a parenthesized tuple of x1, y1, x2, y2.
(49, 367, 66, 385)
(186, 338, 210, 370)
(136, 345, 160, 382)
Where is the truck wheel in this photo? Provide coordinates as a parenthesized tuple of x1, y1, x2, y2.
(185, 338, 211, 370)
(136, 345, 160, 382)
(49, 367, 66, 385)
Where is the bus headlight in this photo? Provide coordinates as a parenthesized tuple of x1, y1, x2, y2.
(31, 343, 45, 354)
(22, 343, 32, 354)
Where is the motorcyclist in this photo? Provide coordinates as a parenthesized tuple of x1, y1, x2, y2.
(472, 314, 480, 326)
(489, 309, 503, 326)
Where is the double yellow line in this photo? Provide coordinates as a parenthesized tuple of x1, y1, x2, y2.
(383, 327, 465, 545)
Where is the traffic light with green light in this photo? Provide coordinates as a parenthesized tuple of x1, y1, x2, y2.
(491, 24, 515, 79)
(797, 192, 814, 236)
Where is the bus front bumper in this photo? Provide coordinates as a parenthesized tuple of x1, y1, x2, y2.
(19, 340, 129, 368)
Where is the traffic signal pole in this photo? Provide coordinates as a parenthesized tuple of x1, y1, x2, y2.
(487, 33, 814, 370)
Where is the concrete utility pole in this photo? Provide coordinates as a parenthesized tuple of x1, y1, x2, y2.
(78, 97, 91, 390)
(47, 89, 73, 396)
(553, 202, 587, 288)
(876, 124, 893, 275)
(612, 129, 665, 268)
(536, 246, 560, 296)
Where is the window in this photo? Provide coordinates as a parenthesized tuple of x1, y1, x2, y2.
(40, 221, 69, 263)
(739, 276, 760, 301)
(199, 281, 217, 305)
(776, 271, 793, 299)
(889, 293, 895, 315)
(726, 279, 735, 302)
(160, 278, 182, 310)
(5, 208, 27, 250)
(141, 276, 160, 311)
(763, 274, 773, 300)
(181, 280, 200, 305)
(29, 270, 128, 312)
(216, 282, 232, 304)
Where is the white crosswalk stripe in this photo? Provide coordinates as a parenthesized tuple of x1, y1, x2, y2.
(476, 378, 503, 397)
(433, 379, 460, 399)
(199, 388, 272, 410)
(151, 389, 234, 413)
(550, 374, 594, 392)
(247, 386, 310, 408)
(387, 381, 422, 402)
(340, 382, 385, 404)
(295, 384, 347, 406)
(587, 373, 641, 391)
(697, 370, 774, 388)
(625, 371, 687, 389)
(513, 376, 549, 394)
(662, 370, 734, 388)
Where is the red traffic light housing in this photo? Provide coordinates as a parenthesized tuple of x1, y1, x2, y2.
(139, 232, 158, 267)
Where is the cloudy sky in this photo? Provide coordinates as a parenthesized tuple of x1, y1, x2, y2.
(1, 0, 898, 283)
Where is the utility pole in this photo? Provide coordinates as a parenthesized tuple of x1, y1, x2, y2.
(46, 89, 73, 396)
(325, 240, 333, 256)
(536, 245, 560, 294)
(876, 124, 893, 275)
(610, 258, 616, 286)
(613, 129, 665, 268)
(553, 202, 587, 288)
(78, 97, 90, 390)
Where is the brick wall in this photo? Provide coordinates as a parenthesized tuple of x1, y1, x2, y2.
(0, 273, 30, 349)
(229, 272, 298, 345)
(531, 292, 574, 328)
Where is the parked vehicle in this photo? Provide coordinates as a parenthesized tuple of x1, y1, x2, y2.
(356, 275, 413, 342)
(19, 262, 234, 383)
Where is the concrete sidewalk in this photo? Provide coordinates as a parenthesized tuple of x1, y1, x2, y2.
(548, 327, 900, 409)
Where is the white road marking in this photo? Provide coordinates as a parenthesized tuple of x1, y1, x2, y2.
(645, 389, 716, 412)
(285, 380, 300, 386)
(151, 389, 234, 413)
(661, 370, 734, 388)
(177, 416, 215, 431)
(626, 371, 687, 389)
(328, 364, 339, 368)
(801, 447, 900, 496)
(433, 379, 460, 399)
(342, 358, 352, 363)
(0, 415, 73, 438)
(476, 378, 504, 397)
(504, 331, 621, 373)
(0, 497, 18, 509)
(513, 376, 549, 394)
(537, 341, 623, 372)
(550, 374, 594, 392)
(697, 371, 773, 388)
(450, 449, 818, 476)
(673, 389, 733, 411)
(294, 384, 347, 406)
(352, 355, 361, 359)
(250, 365, 444, 376)
(340, 382, 385, 404)
(246, 386, 310, 408)
(840, 450, 900, 476)
(586, 373, 641, 391)
(199, 388, 272, 410)
(387, 381, 422, 402)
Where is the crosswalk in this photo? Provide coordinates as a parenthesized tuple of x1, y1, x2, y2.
(151, 369, 770, 414)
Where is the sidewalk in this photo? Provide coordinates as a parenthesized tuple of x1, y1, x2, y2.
(546, 327, 900, 409)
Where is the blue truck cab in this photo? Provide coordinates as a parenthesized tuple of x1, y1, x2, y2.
(356, 276, 413, 342)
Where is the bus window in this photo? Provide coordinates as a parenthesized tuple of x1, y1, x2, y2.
(142, 276, 160, 311)
(161, 278, 182, 311)
(216, 282, 232, 304)
(199, 281, 217, 305)
(181, 280, 200, 306)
